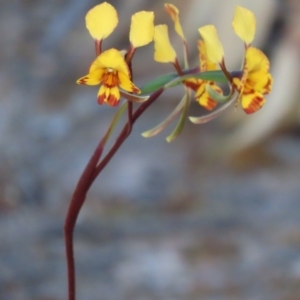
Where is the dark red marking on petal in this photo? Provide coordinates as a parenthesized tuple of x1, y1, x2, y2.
(131, 85, 141, 94)
(184, 80, 200, 91)
(102, 71, 119, 88)
(97, 93, 106, 105)
(107, 94, 119, 106)
(244, 95, 264, 114)
(78, 77, 88, 85)
(205, 97, 218, 111)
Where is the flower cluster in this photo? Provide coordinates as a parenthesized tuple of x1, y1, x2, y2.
(199, 6, 273, 114)
(68, 5, 274, 300)
(77, 2, 273, 128)
(77, 2, 154, 106)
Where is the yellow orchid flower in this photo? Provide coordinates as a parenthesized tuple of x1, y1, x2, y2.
(85, 2, 118, 41)
(193, 40, 223, 110)
(233, 47, 273, 114)
(232, 6, 256, 47)
(231, 6, 272, 113)
(77, 48, 140, 106)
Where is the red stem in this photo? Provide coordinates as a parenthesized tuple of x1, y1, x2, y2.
(64, 88, 163, 300)
(95, 40, 102, 56)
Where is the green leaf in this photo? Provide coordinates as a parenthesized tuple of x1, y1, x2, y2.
(140, 70, 230, 95)
(163, 71, 228, 90)
(141, 95, 186, 138)
(140, 73, 178, 94)
(120, 90, 149, 103)
(205, 83, 232, 103)
(102, 102, 128, 144)
(166, 91, 190, 142)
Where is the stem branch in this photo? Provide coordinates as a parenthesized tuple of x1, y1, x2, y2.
(64, 88, 163, 300)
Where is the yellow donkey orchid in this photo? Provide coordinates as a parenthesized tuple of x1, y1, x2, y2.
(194, 40, 223, 110)
(232, 6, 273, 114)
(232, 47, 272, 114)
(198, 6, 273, 114)
(77, 48, 140, 106)
(78, 3, 154, 106)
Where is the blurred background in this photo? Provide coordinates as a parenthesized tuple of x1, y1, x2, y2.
(1, 0, 300, 299)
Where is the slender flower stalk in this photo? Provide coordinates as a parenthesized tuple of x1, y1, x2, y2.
(64, 88, 163, 300)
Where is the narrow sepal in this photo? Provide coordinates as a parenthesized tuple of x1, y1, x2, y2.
(166, 91, 190, 142)
(120, 90, 149, 103)
(102, 102, 128, 145)
(205, 83, 231, 103)
(141, 96, 186, 138)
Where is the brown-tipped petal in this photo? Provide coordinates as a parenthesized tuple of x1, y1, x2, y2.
(97, 85, 108, 105)
(97, 85, 121, 106)
(76, 69, 104, 85)
(198, 93, 218, 111)
(195, 82, 220, 111)
(118, 72, 140, 94)
(106, 86, 120, 106)
(241, 90, 266, 114)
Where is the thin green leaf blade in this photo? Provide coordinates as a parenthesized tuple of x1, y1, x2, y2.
(166, 91, 190, 142)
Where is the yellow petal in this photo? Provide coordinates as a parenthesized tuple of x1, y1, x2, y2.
(232, 6, 256, 46)
(76, 69, 104, 85)
(244, 47, 273, 94)
(164, 4, 185, 41)
(118, 72, 141, 94)
(107, 86, 120, 106)
(259, 73, 273, 94)
(241, 90, 265, 114)
(86, 2, 118, 40)
(198, 40, 218, 72)
(245, 47, 270, 73)
(198, 40, 208, 72)
(247, 71, 272, 94)
(90, 48, 130, 77)
(198, 93, 218, 111)
(198, 25, 224, 64)
(153, 25, 177, 63)
(197, 93, 218, 111)
(97, 85, 109, 105)
(130, 11, 154, 48)
(97, 85, 120, 106)
(195, 82, 221, 110)
(195, 81, 205, 98)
